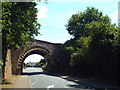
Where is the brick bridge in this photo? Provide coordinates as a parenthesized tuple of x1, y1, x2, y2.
(5, 40, 62, 77)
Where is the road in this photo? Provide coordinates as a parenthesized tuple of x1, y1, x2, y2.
(23, 67, 93, 89)
(22, 67, 120, 89)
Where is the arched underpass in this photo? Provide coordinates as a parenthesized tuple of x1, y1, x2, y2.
(23, 54, 45, 68)
(10, 40, 62, 75)
(16, 46, 52, 75)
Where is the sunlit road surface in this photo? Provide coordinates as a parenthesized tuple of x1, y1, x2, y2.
(23, 67, 93, 89)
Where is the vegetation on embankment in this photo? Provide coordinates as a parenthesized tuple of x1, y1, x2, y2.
(59, 7, 120, 85)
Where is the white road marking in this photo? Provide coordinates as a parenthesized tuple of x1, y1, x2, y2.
(64, 86, 69, 88)
(32, 75, 38, 85)
(64, 86, 73, 90)
(47, 85, 54, 90)
(33, 76, 38, 82)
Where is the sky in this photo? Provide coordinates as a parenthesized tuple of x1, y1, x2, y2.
(24, 54, 44, 63)
(34, 0, 119, 44)
(24, 0, 120, 63)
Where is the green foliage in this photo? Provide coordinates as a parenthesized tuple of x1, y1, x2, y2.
(40, 59, 46, 64)
(64, 7, 120, 81)
(70, 36, 92, 74)
(65, 46, 74, 53)
(35, 62, 41, 66)
(2, 2, 40, 60)
(2, 2, 40, 49)
(0, 60, 3, 69)
(66, 7, 111, 39)
(76, 36, 92, 48)
(36, 59, 46, 66)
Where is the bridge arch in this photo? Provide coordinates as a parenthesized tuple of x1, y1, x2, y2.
(16, 45, 52, 74)
(10, 40, 62, 75)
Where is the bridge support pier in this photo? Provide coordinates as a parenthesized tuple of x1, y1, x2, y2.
(16, 69, 22, 75)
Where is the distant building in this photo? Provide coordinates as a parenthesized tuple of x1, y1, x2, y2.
(118, 1, 120, 27)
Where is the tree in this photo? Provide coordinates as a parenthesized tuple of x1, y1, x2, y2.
(40, 59, 46, 66)
(65, 7, 120, 81)
(2, 2, 41, 61)
(1, 2, 41, 79)
(65, 7, 111, 39)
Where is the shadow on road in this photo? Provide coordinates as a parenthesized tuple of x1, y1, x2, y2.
(21, 69, 120, 89)
(22, 70, 60, 77)
(21, 70, 91, 89)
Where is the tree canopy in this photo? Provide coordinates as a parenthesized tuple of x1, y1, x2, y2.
(66, 7, 111, 39)
(64, 7, 120, 81)
(2, 2, 40, 49)
(2, 2, 41, 61)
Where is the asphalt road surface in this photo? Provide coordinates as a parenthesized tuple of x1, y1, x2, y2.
(23, 67, 93, 89)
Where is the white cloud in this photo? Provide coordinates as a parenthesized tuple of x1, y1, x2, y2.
(109, 10, 118, 25)
(36, 5, 48, 19)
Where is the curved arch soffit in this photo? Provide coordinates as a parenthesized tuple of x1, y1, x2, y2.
(17, 46, 51, 69)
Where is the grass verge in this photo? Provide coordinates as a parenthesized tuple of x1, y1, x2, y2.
(0, 75, 20, 88)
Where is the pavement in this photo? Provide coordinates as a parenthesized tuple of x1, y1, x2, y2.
(14, 69, 31, 88)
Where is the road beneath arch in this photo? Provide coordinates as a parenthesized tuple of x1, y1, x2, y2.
(15, 67, 119, 89)
(22, 67, 81, 88)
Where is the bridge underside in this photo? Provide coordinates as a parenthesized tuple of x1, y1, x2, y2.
(11, 46, 61, 75)
(16, 47, 52, 74)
